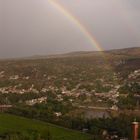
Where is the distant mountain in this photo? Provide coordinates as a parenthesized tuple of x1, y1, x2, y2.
(106, 47, 140, 56)
(24, 47, 140, 60)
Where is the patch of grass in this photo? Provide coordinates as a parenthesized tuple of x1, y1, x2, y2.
(0, 114, 92, 140)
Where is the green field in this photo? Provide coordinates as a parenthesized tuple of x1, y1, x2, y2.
(0, 114, 92, 140)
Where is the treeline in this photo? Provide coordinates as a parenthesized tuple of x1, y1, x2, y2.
(118, 82, 140, 95)
(117, 82, 140, 109)
(0, 92, 48, 104)
(6, 105, 140, 139)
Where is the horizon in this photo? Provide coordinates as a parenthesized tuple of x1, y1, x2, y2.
(0, 46, 139, 60)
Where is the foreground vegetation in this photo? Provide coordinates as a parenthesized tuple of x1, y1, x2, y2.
(0, 113, 140, 140)
(0, 114, 92, 140)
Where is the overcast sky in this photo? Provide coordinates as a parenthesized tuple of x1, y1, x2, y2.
(0, 0, 140, 58)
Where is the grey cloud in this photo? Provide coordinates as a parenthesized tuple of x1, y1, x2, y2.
(0, 0, 140, 58)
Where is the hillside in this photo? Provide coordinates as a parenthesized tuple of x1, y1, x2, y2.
(0, 47, 139, 110)
(0, 114, 92, 140)
(0, 47, 139, 139)
(24, 47, 140, 59)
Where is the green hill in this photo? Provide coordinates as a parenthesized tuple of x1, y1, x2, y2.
(0, 114, 92, 140)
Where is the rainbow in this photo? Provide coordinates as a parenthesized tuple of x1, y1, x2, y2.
(48, 0, 103, 51)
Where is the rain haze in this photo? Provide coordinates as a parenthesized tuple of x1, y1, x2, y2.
(0, 0, 140, 58)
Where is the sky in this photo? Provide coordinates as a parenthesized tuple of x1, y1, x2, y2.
(0, 0, 140, 58)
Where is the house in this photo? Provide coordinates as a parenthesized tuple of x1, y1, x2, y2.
(0, 105, 12, 112)
(54, 112, 62, 117)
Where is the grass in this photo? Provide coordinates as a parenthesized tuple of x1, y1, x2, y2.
(0, 113, 92, 140)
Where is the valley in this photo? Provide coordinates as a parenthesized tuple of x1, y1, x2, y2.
(0, 47, 139, 139)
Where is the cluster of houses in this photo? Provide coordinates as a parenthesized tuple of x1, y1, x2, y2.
(0, 71, 5, 78)
(94, 91, 119, 104)
(0, 85, 39, 94)
(0, 81, 121, 109)
(25, 97, 47, 106)
(94, 84, 120, 100)
(0, 69, 139, 111)
(0, 71, 30, 80)
(128, 69, 140, 79)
